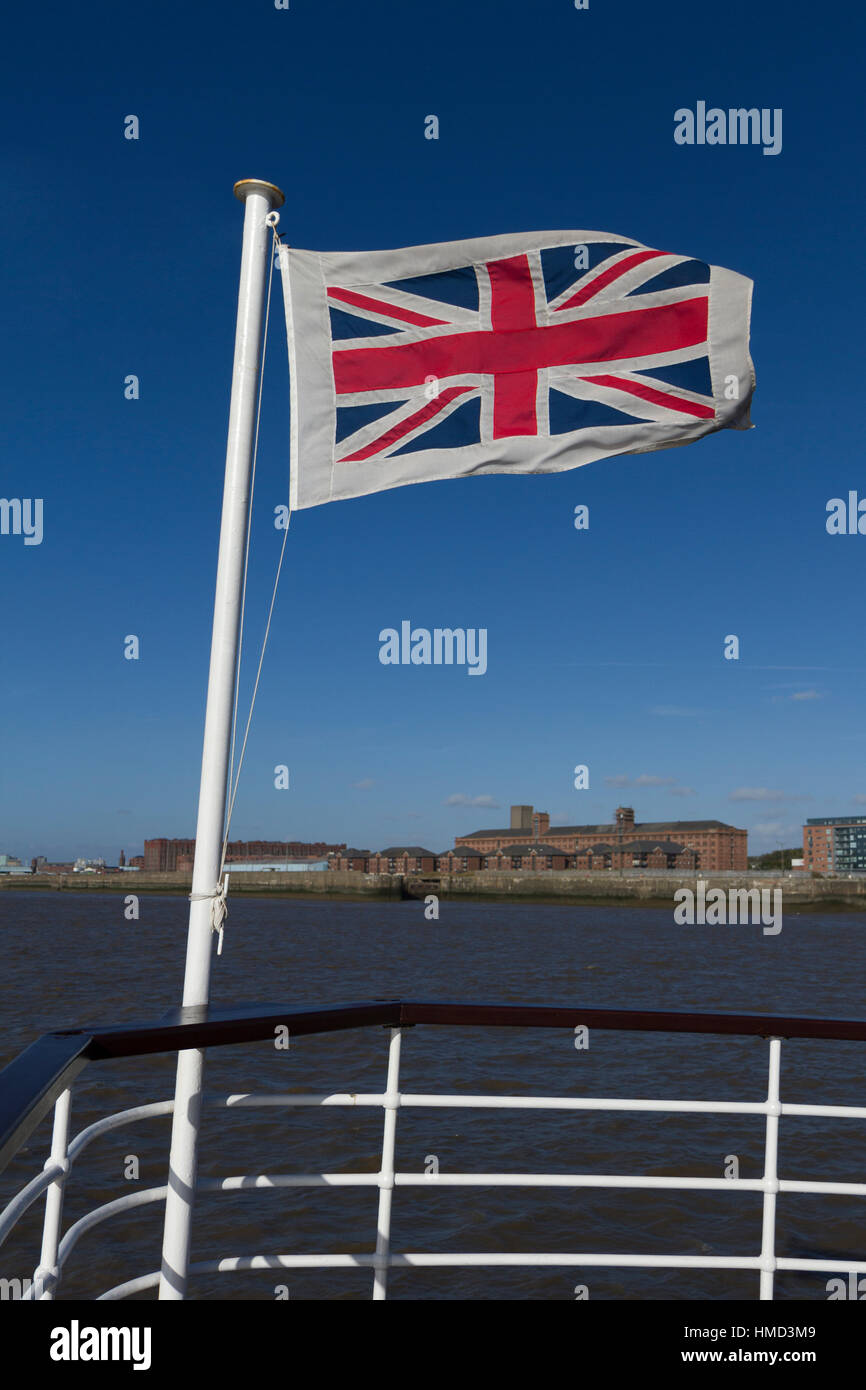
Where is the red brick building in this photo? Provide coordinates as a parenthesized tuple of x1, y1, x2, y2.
(366, 846, 438, 874)
(803, 822, 834, 872)
(456, 805, 746, 870)
(572, 840, 698, 871)
(436, 846, 485, 872)
(329, 847, 440, 874)
(436, 839, 696, 872)
(144, 837, 346, 871)
(328, 848, 374, 871)
(143, 839, 196, 872)
(475, 843, 572, 871)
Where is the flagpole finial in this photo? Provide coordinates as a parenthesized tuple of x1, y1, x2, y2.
(233, 178, 285, 207)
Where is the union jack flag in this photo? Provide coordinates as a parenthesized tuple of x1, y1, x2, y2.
(279, 231, 753, 509)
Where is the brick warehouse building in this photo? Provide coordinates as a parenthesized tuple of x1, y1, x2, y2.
(455, 805, 747, 871)
(144, 838, 345, 871)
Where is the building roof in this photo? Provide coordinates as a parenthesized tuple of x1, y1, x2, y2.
(459, 827, 528, 839)
(458, 815, 742, 851)
(540, 819, 738, 836)
(376, 846, 437, 857)
(626, 820, 736, 834)
(619, 839, 686, 853)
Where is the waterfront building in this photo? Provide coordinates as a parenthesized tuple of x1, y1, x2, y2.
(73, 857, 106, 873)
(328, 849, 374, 871)
(475, 843, 572, 871)
(436, 846, 484, 872)
(456, 805, 747, 870)
(143, 839, 196, 872)
(144, 837, 345, 871)
(366, 847, 438, 874)
(224, 859, 329, 873)
(0, 854, 28, 876)
(803, 816, 866, 873)
(332, 839, 699, 875)
(573, 840, 698, 872)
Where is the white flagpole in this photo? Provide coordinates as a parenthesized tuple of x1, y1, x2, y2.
(158, 178, 284, 1300)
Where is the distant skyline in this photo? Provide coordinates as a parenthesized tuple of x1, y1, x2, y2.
(0, 790, 827, 866)
(2, 1, 865, 865)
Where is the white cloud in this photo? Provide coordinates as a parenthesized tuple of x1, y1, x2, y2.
(352, 778, 375, 790)
(790, 689, 822, 701)
(730, 788, 810, 804)
(605, 774, 689, 792)
(444, 794, 501, 809)
(750, 821, 802, 852)
(730, 788, 786, 802)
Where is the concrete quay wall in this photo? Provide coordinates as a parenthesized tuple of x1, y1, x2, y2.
(0, 870, 403, 898)
(424, 870, 866, 907)
(2, 869, 864, 908)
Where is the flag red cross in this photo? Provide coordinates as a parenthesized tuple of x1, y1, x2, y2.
(331, 253, 709, 447)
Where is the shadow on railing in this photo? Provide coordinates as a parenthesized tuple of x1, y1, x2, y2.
(2, 1000, 866, 1301)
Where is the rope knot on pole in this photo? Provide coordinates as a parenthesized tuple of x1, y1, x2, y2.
(189, 875, 229, 956)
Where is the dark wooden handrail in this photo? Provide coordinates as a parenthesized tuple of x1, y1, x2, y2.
(2, 998, 866, 1176)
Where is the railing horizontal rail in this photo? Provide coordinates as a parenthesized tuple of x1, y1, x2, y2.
(207, 1091, 866, 1118)
(67, 1102, 175, 1164)
(96, 1249, 866, 1302)
(210, 1091, 773, 1113)
(55, 1187, 168, 1275)
(0, 1163, 66, 1245)
(211, 1172, 769, 1191)
(4, 998, 866, 1176)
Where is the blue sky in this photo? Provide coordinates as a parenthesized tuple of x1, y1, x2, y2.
(1, 0, 864, 862)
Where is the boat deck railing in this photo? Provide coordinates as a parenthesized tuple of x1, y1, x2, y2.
(1, 1000, 866, 1300)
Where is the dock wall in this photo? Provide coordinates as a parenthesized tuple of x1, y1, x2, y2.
(1, 869, 864, 908)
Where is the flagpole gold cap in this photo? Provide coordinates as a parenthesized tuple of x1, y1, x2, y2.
(233, 179, 285, 208)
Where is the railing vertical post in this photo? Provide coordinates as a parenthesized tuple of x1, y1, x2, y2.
(759, 1037, 782, 1301)
(373, 1027, 402, 1301)
(33, 1088, 72, 1300)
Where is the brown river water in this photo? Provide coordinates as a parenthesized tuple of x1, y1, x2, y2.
(1, 890, 864, 1301)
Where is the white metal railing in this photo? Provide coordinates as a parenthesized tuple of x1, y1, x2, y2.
(2, 1026, 866, 1301)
